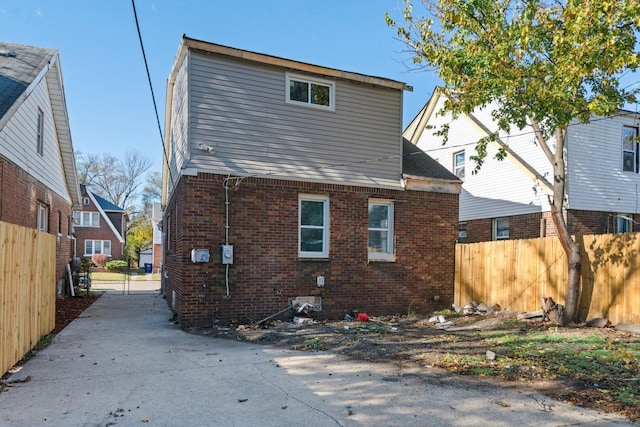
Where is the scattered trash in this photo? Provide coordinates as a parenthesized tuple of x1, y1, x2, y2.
(486, 350, 497, 361)
(293, 316, 313, 324)
(357, 313, 369, 322)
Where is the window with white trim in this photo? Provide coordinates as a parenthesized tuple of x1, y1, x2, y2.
(37, 203, 48, 232)
(458, 222, 468, 243)
(493, 218, 509, 240)
(73, 211, 100, 227)
(368, 200, 394, 261)
(454, 150, 465, 178)
(84, 240, 111, 256)
(299, 195, 329, 258)
(286, 73, 334, 110)
(622, 126, 639, 172)
(615, 214, 634, 233)
(36, 108, 44, 156)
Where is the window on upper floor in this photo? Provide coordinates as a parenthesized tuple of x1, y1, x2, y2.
(299, 194, 330, 258)
(286, 73, 334, 110)
(84, 240, 111, 256)
(73, 211, 100, 227)
(622, 126, 639, 172)
(368, 199, 395, 261)
(36, 108, 44, 156)
(454, 150, 465, 179)
(37, 203, 48, 232)
(493, 218, 509, 240)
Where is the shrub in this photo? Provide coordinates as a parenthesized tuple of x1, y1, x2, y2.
(91, 254, 109, 267)
(105, 260, 128, 272)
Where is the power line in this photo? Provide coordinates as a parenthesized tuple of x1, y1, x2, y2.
(130, 0, 174, 189)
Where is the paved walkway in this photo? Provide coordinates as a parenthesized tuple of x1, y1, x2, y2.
(0, 287, 634, 426)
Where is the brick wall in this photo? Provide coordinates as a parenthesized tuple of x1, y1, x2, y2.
(0, 155, 74, 281)
(163, 173, 459, 327)
(465, 209, 636, 243)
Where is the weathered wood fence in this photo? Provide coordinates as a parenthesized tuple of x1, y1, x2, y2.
(1, 221, 56, 376)
(455, 233, 640, 325)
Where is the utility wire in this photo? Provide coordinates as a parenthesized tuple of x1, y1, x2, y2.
(131, 0, 175, 189)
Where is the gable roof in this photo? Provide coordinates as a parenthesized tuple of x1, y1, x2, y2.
(405, 88, 553, 195)
(79, 184, 126, 243)
(0, 43, 56, 121)
(0, 41, 82, 208)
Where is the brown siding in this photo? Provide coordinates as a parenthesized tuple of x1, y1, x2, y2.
(0, 155, 74, 281)
(163, 173, 458, 327)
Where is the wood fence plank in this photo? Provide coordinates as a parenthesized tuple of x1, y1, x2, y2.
(454, 232, 640, 325)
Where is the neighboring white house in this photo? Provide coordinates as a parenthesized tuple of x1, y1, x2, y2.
(406, 88, 640, 243)
(0, 41, 82, 281)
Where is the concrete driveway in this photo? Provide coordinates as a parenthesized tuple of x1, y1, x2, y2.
(0, 285, 634, 427)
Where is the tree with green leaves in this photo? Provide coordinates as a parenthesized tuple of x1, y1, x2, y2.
(387, 0, 640, 325)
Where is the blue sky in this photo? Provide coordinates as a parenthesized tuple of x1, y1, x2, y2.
(2, 1, 441, 176)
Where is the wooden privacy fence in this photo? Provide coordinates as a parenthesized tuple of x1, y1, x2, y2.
(1, 221, 56, 376)
(455, 233, 640, 325)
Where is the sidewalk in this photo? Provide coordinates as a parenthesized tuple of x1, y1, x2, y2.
(0, 291, 634, 426)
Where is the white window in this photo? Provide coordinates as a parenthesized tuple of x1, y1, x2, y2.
(454, 150, 465, 178)
(83, 197, 90, 206)
(616, 214, 634, 233)
(493, 218, 509, 240)
(84, 240, 111, 256)
(299, 195, 329, 258)
(458, 222, 468, 243)
(622, 126, 639, 172)
(36, 108, 44, 156)
(37, 203, 48, 232)
(286, 73, 334, 110)
(368, 200, 395, 261)
(73, 211, 100, 227)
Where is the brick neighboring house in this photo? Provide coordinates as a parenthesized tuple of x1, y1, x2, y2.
(73, 185, 126, 261)
(0, 42, 82, 282)
(161, 36, 461, 327)
(406, 88, 640, 243)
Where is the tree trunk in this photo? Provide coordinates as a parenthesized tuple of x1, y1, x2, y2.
(549, 128, 581, 326)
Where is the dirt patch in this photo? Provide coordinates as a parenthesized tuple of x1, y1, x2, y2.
(189, 312, 640, 423)
(53, 294, 102, 334)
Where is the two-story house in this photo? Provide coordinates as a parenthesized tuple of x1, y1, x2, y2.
(161, 36, 461, 327)
(406, 88, 640, 243)
(73, 184, 126, 261)
(0, 41, 82, 282)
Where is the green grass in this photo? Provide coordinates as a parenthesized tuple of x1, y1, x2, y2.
(91, 272, 161, 281)
(432, 327, 640, 411)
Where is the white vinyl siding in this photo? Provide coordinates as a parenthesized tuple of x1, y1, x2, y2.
(566, 114, 640, 213)
(0, 73, 71, 202)
(173, 52, 403, 190)
(416, 96, 550, 222)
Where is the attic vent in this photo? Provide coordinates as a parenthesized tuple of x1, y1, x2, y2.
(0, 49, 16, 57)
